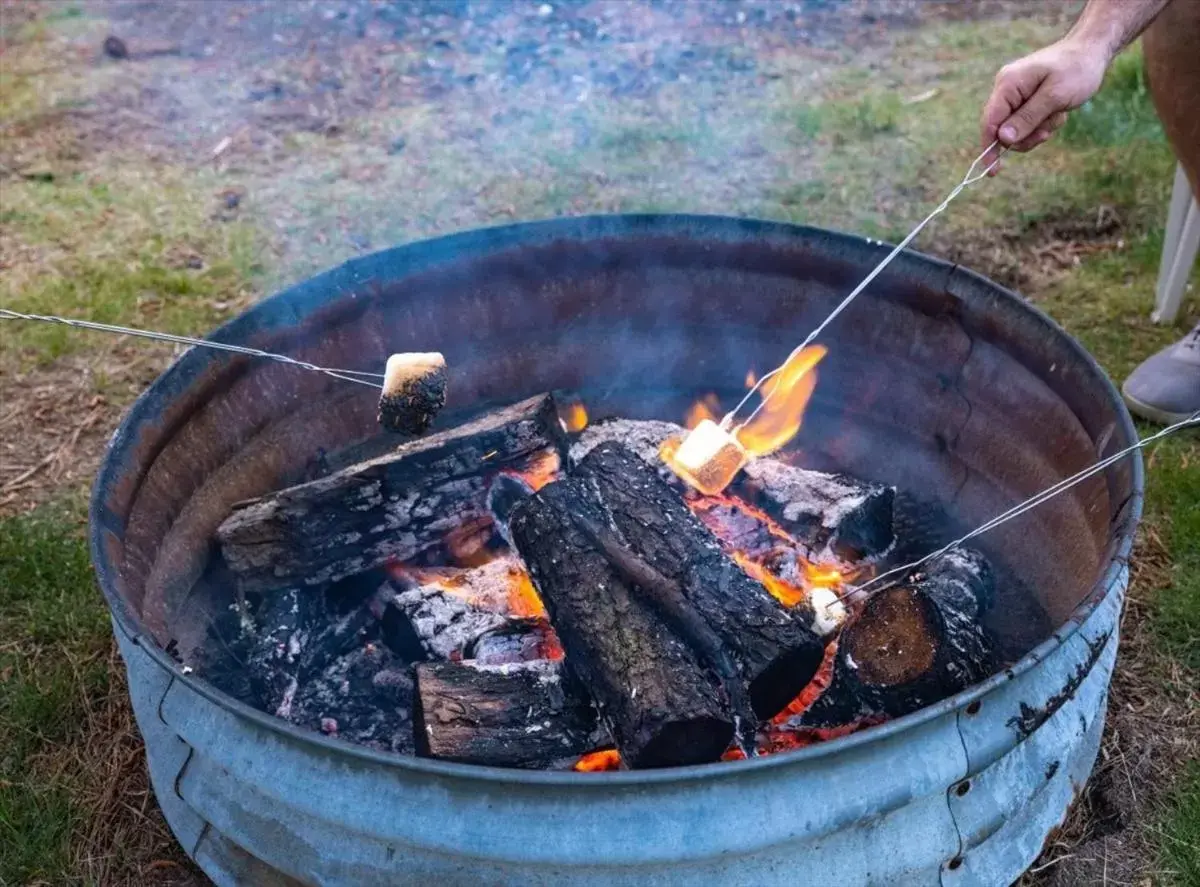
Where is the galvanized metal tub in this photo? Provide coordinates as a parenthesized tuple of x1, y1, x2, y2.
(91, 215, 1141, 886)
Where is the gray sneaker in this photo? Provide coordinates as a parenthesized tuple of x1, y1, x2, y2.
(1122, 321, 1200, 424)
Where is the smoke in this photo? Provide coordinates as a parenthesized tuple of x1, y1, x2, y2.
(92, 0, 945, 288)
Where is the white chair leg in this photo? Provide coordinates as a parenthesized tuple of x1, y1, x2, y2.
(1153, 163, 1200, 324)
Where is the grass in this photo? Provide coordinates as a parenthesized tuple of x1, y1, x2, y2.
(0, 502, 110, 885)
(0, 170, 263, 363)
(1158, 762, 1200, 887)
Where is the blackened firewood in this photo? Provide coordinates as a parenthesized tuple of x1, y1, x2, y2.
(486, 473, 534, 548)
(570, 418, 895, 565)
(467, 617, 562, 666)
(389, 585, 509, 661)
(799, 550, 995, 727)
(737, 459, 895, 565)
(568, 418, 683, 480)
(385, 555, 542, 660)
(571, 443, 827, 719)
(510, 481, 734, 768)
(565, 506, 757, 751)
(217, 394, 567, 592)
(414, 660, 606, 768)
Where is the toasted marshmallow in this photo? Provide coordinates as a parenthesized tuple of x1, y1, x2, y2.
(664, 419, 748, 495)
(378, 352, 448, 434)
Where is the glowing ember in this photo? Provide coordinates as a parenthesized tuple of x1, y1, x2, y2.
(574, 748, 622, 772)
(559, 401, 589, 433)
(734, 552, 805, 607)
(775, 639, 839, 720)
(443, 516, 497, 567)
(506, 449, 562, 492)
(745, 369, 758, 389)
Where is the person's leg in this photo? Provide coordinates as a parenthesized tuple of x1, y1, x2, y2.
(1122, 2, 1200, 424)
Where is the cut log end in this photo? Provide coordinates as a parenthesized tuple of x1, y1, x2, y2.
(379, 352, 448, 434)
(843, 585, 938, 687)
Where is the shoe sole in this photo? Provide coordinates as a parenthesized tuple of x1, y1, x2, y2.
(1121, 389, 1196, 426)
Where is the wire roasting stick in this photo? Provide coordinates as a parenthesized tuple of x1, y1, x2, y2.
(722, 142, 1008, 434)
(0, 309, 452, 432)
(840, 409, 1200, 603)
(0, 308, 385, 388)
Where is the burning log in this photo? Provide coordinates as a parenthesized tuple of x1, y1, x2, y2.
(570, 418, 895, 564)
(737, 460, 896, 565)
(467, 618, 563, 665)
(797, 549, 996, 727)
(414, 660, 606, 769)
(570, 443, 827, 718)
(217, 394, 566, 592)
(378, 352, 448, 434)
(509, 480, 735, 768)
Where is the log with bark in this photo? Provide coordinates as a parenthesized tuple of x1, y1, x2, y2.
(216, 394, 567, 592)
(414, 660, 606, 768)
(570, 418, 895, 564)
(509, 478, 735, 768)
(570, 442, 827, 718)
(797, 549, 996, 727)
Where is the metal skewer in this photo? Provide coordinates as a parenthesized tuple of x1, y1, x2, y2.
(722, 141, 1008, 434)
(0, 309, 385, 389)
(839, 409, 1200, 603)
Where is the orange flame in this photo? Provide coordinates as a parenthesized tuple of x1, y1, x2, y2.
(745, 369, 758, 389)
(776, 639, 839, 720)
(683, 393, 722, 430)
(559, 402, 589, 433)
(734, 345, 826, 458)
(507, 567, 547, 619)
(506, 449, 562, 492)
(734, 552, 806, 607)
(574, 749, 622, 772)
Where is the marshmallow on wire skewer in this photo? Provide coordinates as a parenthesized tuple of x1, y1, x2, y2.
(378, 352, 448, 434)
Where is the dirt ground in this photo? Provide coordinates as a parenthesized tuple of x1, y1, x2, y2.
(1, 1, 1196, 884)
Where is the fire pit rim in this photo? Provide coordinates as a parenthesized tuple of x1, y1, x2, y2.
(90, 212, 1143, 782)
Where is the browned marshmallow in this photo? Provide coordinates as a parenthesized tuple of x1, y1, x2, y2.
(379, 352, 448, 434)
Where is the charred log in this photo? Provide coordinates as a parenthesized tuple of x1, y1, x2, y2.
(798, 550, 995, 727)
(570, 443, 827, 719)
(217, 394, 566, 593)
(736, 460, 895, 565)
(570, 418, 895, 564)
(509, 480, 735, 768)
(414, 660, 605, 769)
(466, 617, 563, 666)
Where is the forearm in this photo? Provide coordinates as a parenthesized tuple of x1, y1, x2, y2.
(1066, 0, 1173, 61)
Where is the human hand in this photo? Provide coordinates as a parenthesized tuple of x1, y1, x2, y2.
(980, 37, 1110, 166)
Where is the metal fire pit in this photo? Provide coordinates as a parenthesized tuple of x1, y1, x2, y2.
(90, 215, 1141, 886)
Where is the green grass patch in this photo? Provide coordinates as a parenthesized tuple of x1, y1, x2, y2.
(0, 170, 263, 363)
(0, 502, 112, 886)
(1157, 762, 1200, 887)
(1062, 46, 1164, 148)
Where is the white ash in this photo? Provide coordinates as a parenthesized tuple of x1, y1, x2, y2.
(392, 585, 509, 660)
(569, 419, 683, 472)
